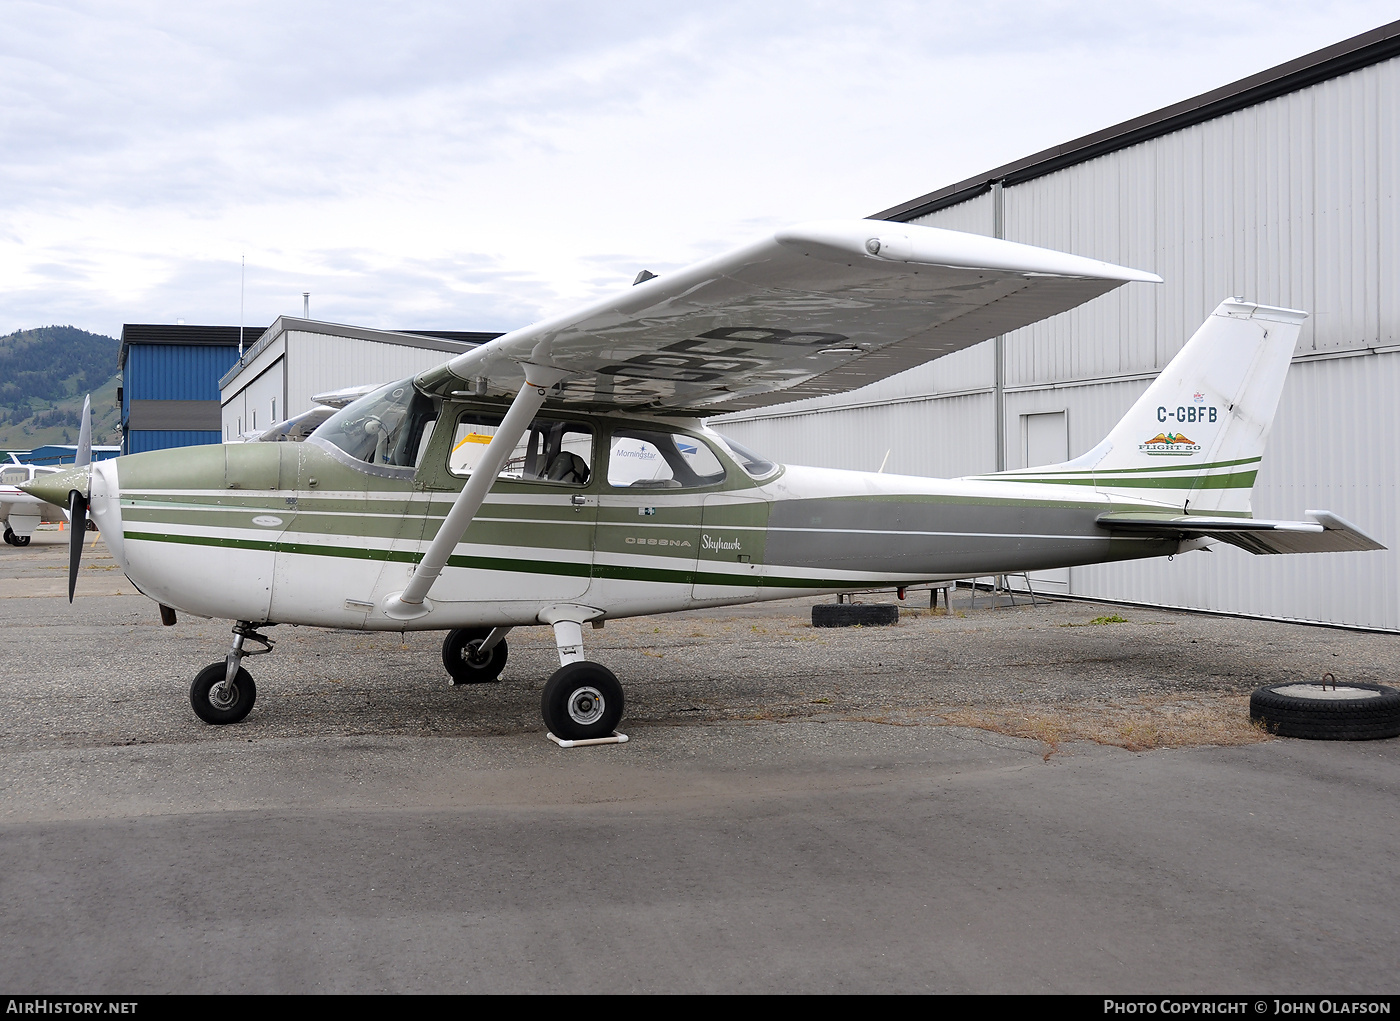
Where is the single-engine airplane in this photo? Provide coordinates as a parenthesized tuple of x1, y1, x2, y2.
(23, 221, 1384, 739)
(2, 398, 94, 545)
(2, 458, 66, 545)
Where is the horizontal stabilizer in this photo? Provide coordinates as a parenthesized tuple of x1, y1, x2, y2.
(1097, 510, 1386, 555)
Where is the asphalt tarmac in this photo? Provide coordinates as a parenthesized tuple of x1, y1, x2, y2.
(2, 530, 1398, 993)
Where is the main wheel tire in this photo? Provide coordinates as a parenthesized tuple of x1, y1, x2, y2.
(1250, 680, 1400, 740)
(541, 662, 624, 741)
(2, 528, 14, 546)
(190, 662, 258, 725)
(11, 533, 29, 547)
(442, 628, 509, 684)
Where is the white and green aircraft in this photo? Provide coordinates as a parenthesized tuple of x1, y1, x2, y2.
(23, 220, 1384, 740)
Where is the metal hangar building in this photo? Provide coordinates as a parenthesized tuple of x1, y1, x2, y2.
(715, 19, 1400, 630)
(219, 318, 500, 439)
(118, 324, 247, 455)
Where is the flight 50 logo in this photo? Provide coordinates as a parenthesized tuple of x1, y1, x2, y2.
(1140, 432, 1202, 456)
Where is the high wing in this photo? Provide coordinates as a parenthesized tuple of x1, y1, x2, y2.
(1097, 511, 1386, 555)
(415, 219, 1161, 414)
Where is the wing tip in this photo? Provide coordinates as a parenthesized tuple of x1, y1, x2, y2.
(776, 219, 1160, 283)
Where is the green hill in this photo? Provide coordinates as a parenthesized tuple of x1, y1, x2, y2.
(0, 326, 122, 450)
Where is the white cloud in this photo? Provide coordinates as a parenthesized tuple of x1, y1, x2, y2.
(1, 0, 1395, 338)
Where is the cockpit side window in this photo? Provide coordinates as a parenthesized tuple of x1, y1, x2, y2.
(448, 413, 594, 485)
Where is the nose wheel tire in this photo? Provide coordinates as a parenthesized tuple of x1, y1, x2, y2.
(442, 628, 509, 684)
(190, 663, 258, 725)
(542, 662, 624, 741)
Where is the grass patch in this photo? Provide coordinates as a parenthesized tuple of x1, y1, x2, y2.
(927, 694, 1269, 757)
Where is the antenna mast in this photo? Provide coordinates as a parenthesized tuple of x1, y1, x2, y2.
(239, 255, 246, 357)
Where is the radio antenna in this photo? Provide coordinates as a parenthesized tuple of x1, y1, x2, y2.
(239, 255, 246, 357)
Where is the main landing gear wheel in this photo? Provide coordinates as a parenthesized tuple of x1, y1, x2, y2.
(442, 628, 509, 684)
(1250, 679, 1400, 740)
(542, 662, 624, 742)
(190, 663, 258, 725)
(4, 528, 29, 547)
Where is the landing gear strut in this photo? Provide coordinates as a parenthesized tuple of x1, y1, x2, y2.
(540, 617, 624, 741)
(190, 621, 274, 725)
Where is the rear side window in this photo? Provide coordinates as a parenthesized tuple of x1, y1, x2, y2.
(607, 430, 726, 489)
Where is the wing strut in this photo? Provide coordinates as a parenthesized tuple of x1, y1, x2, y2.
(383, 364, 571, 620)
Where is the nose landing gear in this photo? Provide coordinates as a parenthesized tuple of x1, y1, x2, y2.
(190, 621, 274, 725)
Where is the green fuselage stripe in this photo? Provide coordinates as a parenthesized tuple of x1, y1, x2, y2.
(985, 470, 1257, 490)
(122, 529, 860, 589)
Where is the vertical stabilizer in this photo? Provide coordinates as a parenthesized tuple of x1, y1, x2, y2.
(986, 299, 1306, 515)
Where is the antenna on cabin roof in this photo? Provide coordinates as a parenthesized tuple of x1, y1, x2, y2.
(239, 254, 245, 358)
(303, 292, 310, 319)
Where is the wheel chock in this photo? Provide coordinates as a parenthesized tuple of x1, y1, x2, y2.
(546, 731, 629, 748)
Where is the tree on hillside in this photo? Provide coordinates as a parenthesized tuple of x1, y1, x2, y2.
(0, 326, 120, 409)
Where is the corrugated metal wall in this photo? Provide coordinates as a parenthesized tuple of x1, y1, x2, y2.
(717, 55, 1400, 629)
(125, 343, 239, 453)
(284, 333, 457, 416)
(126, 345, 239, 401)
(127, 429, 221, 453)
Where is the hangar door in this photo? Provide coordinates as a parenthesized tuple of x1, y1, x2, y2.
(1022, 412, 1069, 594)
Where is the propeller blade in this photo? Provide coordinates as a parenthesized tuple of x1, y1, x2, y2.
(66, 396, 94, 602)
(76, 394, 92, 468)
(67, 488, 88, 603)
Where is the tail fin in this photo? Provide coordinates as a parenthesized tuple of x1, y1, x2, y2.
(996, 299, 1306, 515)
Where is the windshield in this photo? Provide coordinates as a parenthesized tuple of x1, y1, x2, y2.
(311, 378, 441, 469)
(710, 431, 779, 479)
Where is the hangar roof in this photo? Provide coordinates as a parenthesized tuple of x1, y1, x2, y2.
(122, 321, 503, 377)
(873, 18, 1400, 223)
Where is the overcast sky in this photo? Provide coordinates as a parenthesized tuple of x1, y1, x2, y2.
(2, 1, 1395, 339)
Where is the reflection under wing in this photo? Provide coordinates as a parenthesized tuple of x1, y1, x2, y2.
(416, 219, 1160, 415)
(1097, 511, 1387, 555)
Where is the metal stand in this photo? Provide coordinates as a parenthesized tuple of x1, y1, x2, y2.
(547, 731, 629, 748)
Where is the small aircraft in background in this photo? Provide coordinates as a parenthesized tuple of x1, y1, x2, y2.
(24, 221, 1383, 739)
(1, 457, 67, 546)
(1, 398, 96, 545)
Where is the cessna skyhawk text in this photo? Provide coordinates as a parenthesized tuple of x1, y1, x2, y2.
(22, 221, 1383, 740)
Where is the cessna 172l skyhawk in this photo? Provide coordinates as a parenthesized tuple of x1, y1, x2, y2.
(23, 220, 1383, 740)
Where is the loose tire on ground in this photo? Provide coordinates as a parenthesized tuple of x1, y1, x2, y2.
(542, 661, 624, 741)
(1250, 680, 1400, 740)
(441, 628, 509, 684)
(812, 603, 899, 628)
(190, 662, 258, 725)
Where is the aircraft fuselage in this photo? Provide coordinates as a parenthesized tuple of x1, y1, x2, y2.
(88, 404, 1177, 630)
